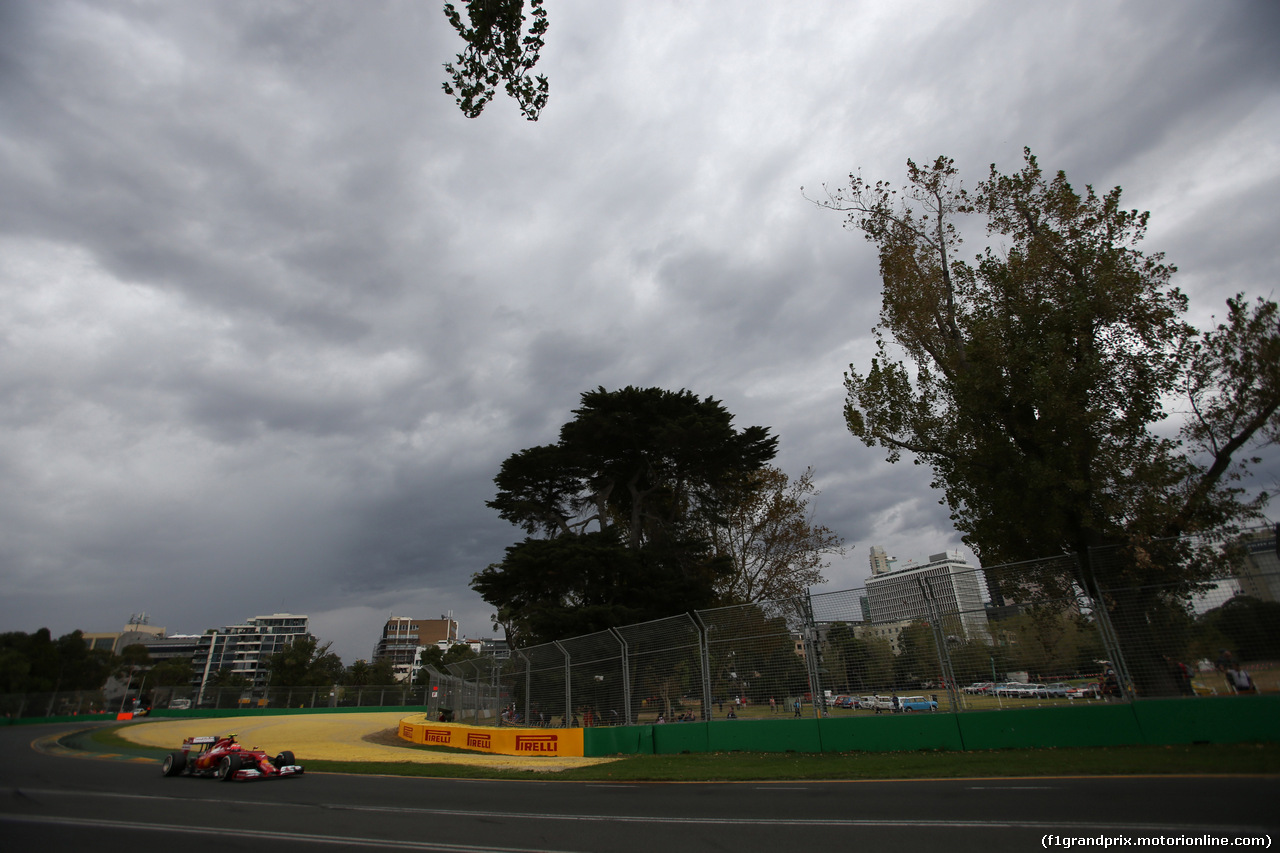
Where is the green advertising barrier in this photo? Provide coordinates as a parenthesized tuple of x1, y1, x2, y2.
(652, 720, 710, 754)
(1130, 695, 1280, 745)
(818, 712, 965, 753)
(584, 723, 652, 755)
(707, 717, 824, 753)
(583, 697, 1280, 757)
(956, 703, 1144, 750)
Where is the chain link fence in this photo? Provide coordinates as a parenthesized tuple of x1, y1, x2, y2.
(1, 683, 436, 721)
(420, 535, 1279, 726)
(1, 689, 112, 720)
(7, 534, 1277, 725)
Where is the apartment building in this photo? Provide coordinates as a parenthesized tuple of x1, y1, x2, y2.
(192, 613, 311, 694)
(372, 616, 460, 681)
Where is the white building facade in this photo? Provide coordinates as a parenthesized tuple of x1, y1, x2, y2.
(192, 613, 311, 695)
(865, 550, 990, 642)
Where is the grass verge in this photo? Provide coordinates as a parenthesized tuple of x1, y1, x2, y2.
(78, 724, 172, 757)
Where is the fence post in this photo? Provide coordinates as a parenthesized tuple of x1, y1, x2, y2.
(800, 592, 823, 719)
(425, 665, 443, 719)
(608, 628, 632, 725)
(553, 641, 571, 726)
(1088, 586, 1135, 702)
(917, 576, 961, 712)
(691, 612, 714, 721)
(514, 650, 531, 725)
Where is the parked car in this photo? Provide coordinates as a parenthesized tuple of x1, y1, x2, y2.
(1041, 682, 1074, 698)
(898, 695, 938, 712)
(1065, 683, 1101, 699)
(856, 696, 893, 711)
(963, 682, 994, 694)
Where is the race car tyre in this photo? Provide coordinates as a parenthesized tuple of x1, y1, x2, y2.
(162, 752, 186, 777)
(274, 750, 295, 768)
(217, 754, 242, 782)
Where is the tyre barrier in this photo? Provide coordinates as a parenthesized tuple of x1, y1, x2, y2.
(398, 717, 585, 757)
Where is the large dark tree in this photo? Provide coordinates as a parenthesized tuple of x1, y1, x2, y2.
(344, 657, 399, 687)
(0, 629, 114, 693)
(475, 386, 777, 647)
(264, 635, 344, 687)
(1195, 595, 1280, 663)
(697, 465, 844, 603)
(816, 152, 1277, 575)
(441, 0, 549, 120)
(815, 151, 1279, 694)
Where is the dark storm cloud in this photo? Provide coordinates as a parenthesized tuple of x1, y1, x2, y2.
(0, 0, 1275, 662)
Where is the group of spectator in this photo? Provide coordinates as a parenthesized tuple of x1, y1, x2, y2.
(1160, 649, 1256, 697)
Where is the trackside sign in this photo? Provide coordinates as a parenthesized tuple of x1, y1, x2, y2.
(398, 718, 584, 757)
(514, 735, 558, 752)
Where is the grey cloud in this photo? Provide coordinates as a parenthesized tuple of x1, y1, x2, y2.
(0, 0, 1274, 662)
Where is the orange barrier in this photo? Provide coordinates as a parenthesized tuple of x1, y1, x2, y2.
(398, 718, 584, 757)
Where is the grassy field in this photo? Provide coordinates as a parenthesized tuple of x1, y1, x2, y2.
(82, 725, 1280, 782)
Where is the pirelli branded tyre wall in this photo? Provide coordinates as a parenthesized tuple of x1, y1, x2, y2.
(397, 718, 586, 757)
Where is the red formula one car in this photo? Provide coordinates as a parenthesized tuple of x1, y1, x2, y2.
(161, 733, 304, 782)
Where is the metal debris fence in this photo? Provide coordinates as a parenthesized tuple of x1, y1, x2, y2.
(6, 536, 1276, 726)
(0, 683, 435, 720)
(423, 537, 1279, 727)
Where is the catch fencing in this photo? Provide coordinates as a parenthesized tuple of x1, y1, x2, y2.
(423, 536, 1279, 727)
(0, 683, 435, 721)
(5, 535, 1275, 726)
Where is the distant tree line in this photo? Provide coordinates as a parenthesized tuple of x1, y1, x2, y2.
(0, 629, 484, 696)
(0, 629, 116, 694)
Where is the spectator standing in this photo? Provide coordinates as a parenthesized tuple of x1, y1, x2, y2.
(1226, 666, 1256, 694)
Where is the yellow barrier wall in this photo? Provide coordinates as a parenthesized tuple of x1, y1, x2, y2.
(398, 718, 584, 757)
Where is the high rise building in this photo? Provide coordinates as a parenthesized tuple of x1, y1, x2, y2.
(192, 613, 311, 696)
(1237, 526, 1280, 603)
(864, 550, 990, 642)
(372, 616, 460, 681)
(869, 545, 896, 576)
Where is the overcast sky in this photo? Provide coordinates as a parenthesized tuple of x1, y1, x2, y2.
(1, 0, 1277, 664)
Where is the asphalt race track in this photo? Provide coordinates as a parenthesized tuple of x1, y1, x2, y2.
(2, 724, 1277, 852)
